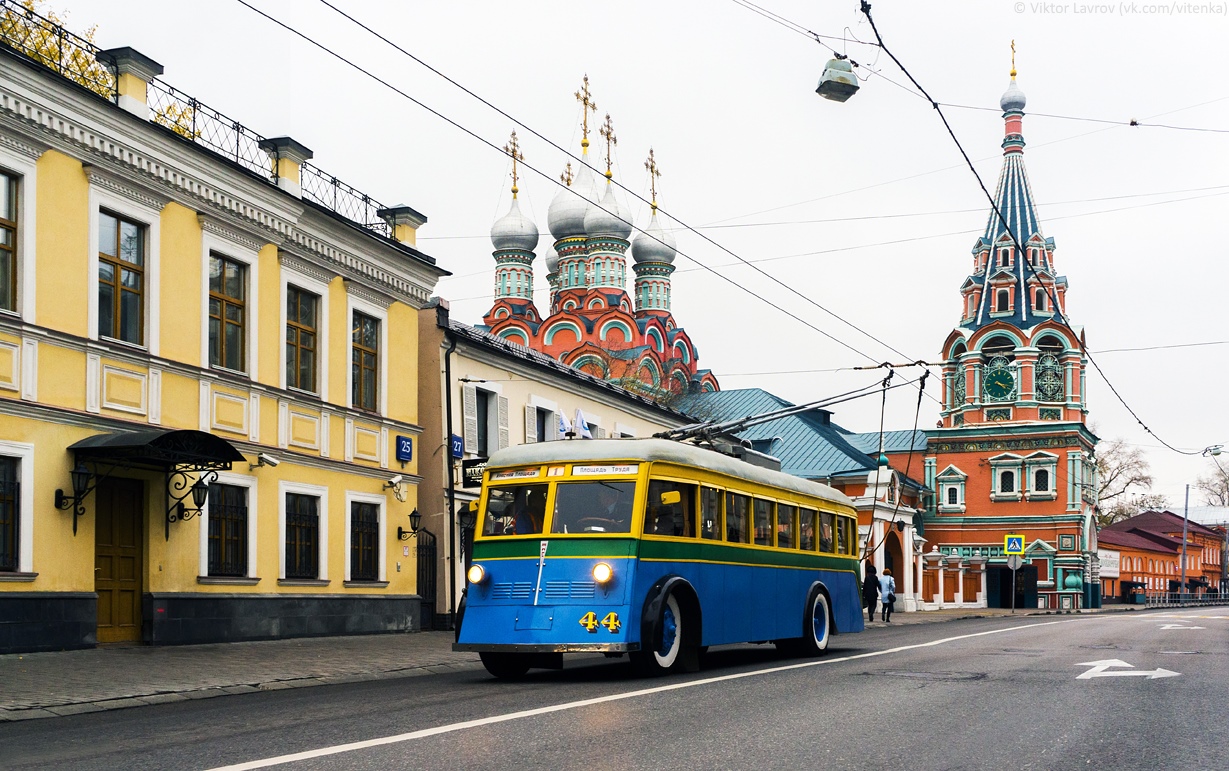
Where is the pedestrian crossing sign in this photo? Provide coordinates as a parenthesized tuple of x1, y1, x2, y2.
(1005, 534, 1025, 555)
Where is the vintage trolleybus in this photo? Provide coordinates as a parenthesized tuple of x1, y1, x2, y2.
(454, 438, 865, 678)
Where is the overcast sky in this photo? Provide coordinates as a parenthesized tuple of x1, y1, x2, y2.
(60, 0, 1229, 507)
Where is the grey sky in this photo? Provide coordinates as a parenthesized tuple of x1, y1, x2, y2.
(63, 0, 1229, 504)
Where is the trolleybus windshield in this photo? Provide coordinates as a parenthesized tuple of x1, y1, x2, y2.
(551, 481, 636, 534)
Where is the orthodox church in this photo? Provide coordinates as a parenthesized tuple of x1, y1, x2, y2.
(478, 78, 719, 399)
(920, 63, 1101, 611)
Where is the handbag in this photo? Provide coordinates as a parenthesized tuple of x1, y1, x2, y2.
(887, 592, 896, 604)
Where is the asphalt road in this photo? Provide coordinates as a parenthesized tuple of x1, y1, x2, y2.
(2, 610, 1226, 771)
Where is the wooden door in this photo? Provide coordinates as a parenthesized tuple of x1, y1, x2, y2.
(95, 478, 144, 643)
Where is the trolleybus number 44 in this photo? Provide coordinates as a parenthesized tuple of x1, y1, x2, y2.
(579, 611, 622, 633)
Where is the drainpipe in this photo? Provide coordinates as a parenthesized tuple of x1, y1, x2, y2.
(442, 311, 458, 630)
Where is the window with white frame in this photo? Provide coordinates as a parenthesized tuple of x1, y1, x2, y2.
(0, 148, 38, 323)
(0, 170, 17, 314)
(0, 441, 33, 574)
(463, 382, 507, 457)
(280, 481, 328, 581)
(280, 262, 330, 400)
(1024, 452, 1059, 501)
(208, 254, 247, 372)
(345, 492, 385, 583)
(935, 465, 967, 513)
(346, 291, 388, 415)
(989, 454, 1024, 501)
(200, 472, 257, 580)
(89, 180, 161, 353)
(524, 396, 558, 444)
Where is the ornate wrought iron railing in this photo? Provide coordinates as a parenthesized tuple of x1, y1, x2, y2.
(0, 0, 115, 99)
(0, 0, 395, 241)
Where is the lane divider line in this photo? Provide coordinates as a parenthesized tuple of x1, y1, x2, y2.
(207, 619, 1078, 770)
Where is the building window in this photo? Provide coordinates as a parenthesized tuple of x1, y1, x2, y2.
(351, 312, 379, 411)
(535, 408, 548, 443)
(1000, 470, 1015, 493)
(1035, 469, 1050, 492)
(207, 483, 248, 577)
(209, 254, 247, 372)
(350, 501, 380, 582)
(0, 171, 16, 313)
(286, 286, 319, 392)
(0, 456, 17, 572)
(475, 388, 490, 454)
(1034, 288, 1047, 312)
(285, 493, 320, 579)
(947, 487, 958, 506)
(995, 289, 1009, 313)
(98, 211, 145, 344)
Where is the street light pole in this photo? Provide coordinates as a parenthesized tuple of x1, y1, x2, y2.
(1180, 484, 1190, 603)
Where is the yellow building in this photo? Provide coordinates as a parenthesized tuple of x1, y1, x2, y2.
(0, 9, 445, 652)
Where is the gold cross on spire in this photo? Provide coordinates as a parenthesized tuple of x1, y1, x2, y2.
(574, 74, 597, 149)
(560, 161, 574, 187)
(502, 130, 524, 199)
(1010, 40, 1017, 78)
(644, 148, 661, 213)
(599, 113, 617, 179)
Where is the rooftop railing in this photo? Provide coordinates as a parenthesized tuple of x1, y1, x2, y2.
(0, 0, 394, 241)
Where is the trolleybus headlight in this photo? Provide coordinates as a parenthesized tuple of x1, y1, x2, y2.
(592, 562, 614, 584)
(467, 564, 487, 585)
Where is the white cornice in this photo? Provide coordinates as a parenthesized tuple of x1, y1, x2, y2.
(198, 214, 265, 253)
(345, 280, 395, 310)
(279, 250, 334, 286)
(0, 130, 46, 160)
(83, 163, 172, 211)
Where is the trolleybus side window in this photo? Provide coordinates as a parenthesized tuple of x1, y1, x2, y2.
(700, 486, 721, 540)
(645, 479, 697, 537)
(551, 481, 636, 534)
(753, 498, 773, 546)
(726, 492, 750, 544)
(482, 483, 549, 536)
(836, 516, 851, 555)
(777, 503, 797, 549)
(819, 511, 835, 553)
(799, 508, 817, 551)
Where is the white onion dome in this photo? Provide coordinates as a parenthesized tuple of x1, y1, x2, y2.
(490, 198, 539, 252)
(544, 243, 560, 274)
(632, 210, 677, 264)
(547, 154, 599, 240)
(584, 182, 633, 240)
(1000, 77, 1026, 112)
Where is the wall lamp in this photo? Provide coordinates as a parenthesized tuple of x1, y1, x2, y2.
(458, 500, 478, 531)
(397, 508, 422, 541)
(165, 468, 218, 540)
(54, 462, 96, 535)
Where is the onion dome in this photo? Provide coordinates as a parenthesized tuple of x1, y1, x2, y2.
(584, 182, 632, 240)
(547, 154, 599, 240)
(490, 198, 539, 252)
(544, 243, 560, 274)
(1000, 76, 1026, 112)
(632, 210, 677, 264)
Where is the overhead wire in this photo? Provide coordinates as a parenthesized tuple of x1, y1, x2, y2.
(940, 100, 1229, 134)
(290, 0, 945, 373)
(859, 1, 1207, 458)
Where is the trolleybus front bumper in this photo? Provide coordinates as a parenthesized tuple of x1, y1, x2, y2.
(453, 641, 639, 653)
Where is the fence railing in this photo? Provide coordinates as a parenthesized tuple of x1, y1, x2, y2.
(1143, 592, 1229, 609)
(0, 0, 394, 242)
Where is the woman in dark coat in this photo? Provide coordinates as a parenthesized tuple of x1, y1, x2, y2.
(862, 561, 878, 623)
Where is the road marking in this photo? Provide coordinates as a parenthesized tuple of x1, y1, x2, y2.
(1159, 624, 1205, 630)
(1076, 659, 1180, 680)
(206, 619, 1078, 770)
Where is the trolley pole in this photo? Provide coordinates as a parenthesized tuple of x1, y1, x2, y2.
(1181, 484, 1190, 603)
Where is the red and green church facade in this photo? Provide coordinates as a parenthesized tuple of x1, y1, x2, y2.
(478, 81, 718, 400)
(919, 67, 1101, 611)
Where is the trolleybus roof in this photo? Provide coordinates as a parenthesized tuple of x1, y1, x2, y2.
(486, 438, 854, 509)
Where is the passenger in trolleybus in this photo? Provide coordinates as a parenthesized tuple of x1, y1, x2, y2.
(550, 481, 635, 533)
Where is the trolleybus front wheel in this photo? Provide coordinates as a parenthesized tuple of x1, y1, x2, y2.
(479, 651, 532, 680)
(632, 593, 684, 676)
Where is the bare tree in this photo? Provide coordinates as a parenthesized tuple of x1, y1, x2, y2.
(1093, 435, 1156, 528)
(1195, 458, 1229, 507)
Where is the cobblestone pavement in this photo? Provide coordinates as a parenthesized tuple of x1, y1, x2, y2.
(0, 606, 1139, 722)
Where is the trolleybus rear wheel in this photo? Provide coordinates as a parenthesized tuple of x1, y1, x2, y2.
(479, 652, 532, 679)
(800, 590, 831, 655)
(632, 593, 683, 676)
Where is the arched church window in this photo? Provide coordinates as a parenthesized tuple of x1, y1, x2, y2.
(1035, 469, 1049, 492)
(1034, 288, 1047, 311)
(947, 487, 958, 505)
(1000, 470, 1015, 493)
(995, 289, 1010, 312)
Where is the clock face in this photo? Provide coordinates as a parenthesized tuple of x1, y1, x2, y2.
(985, 368, 1015, 400)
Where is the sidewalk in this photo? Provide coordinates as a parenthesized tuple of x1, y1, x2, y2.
(0, 605, 1137, 722)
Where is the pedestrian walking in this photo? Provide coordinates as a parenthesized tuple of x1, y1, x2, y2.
(862, 561, 878, 623)
(879, 568, 897, 623)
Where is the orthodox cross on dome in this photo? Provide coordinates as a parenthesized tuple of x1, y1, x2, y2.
(644, 148, 661, 213)
(1010, 39, 1017, 77)
(560, 161, 574, 187)
(599, 113, 617, 179)
(502, 130, 524, 199)
(574, 74, 597, 149)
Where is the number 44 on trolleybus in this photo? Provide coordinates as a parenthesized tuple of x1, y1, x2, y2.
(453, 438, 866, 679)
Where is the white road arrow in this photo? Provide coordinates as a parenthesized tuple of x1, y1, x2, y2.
(1076, 659, 1181, 680)
(1159, 624, 1205, 630)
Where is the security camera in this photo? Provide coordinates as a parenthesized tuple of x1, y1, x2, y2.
(385, 474, 403, 488)
(249, 453, 280, 471)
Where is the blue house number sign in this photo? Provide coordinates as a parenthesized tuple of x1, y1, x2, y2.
(450, 434, 463, 459)
(395, 435, 413, 463)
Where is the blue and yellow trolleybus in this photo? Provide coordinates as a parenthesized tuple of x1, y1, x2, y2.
(454, 438, 865, 678)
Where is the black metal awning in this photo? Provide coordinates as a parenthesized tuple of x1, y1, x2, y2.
(68, 429, 245, 472)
